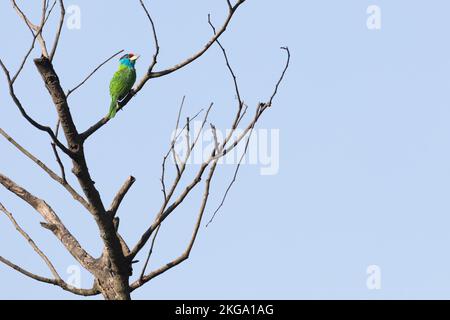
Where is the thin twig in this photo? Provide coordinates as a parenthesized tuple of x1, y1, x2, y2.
(206, 126, 255, 227)
(0, 203, 61, 280)
(172, 96, 185, 176)
(207, 47, 291, 226)
(160, 105, 205, 201)
(49, 0, 65, 61)
(139, 224, 161, 280)
(51, 120, 66, 182)
(210, 123, 220, 154)
(109, 176, 136, 217)
(208, 14, 243, 109)
(67, 49, 124, 97)
(12, 0, 57, 83)
(184, 117, 191, 164)
(139, 0, 160, 73)
(11, 0, 56, 58)
(148, 0, 247, 79)
(268, 47, 291, 107)
(51, 142, 67, 184)
(208, 12, 245, 158)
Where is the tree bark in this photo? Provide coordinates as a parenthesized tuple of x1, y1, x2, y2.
(95, 268, 131, 300)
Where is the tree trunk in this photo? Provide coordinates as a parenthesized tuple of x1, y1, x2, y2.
(34, 56, 133, 300)
(96, 270, 131, 300)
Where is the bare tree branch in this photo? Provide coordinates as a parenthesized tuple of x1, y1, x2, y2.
(128, 103, 214, 259)
(0, 173, 97, 271)
(109, 176, 136, 218)
(139, 0, 160, 73)
(67, 49, 125, 98)
(131, 161, 218, 290)
(49, 0, 65, 61)
(0, 255, 54, 285)
(0, 203, 60, 280)
(11, 0, 38, 30)
(130, 47, 290, 261)
(268, 47, 291, 107)
(211, 48, 290, 161)
(0, 198, 98, 296)
(210, 123, 221, 154)
(51, 119, 67, 183)
(139, 224, 161, 280)
(10, 0, 59, 84)
(208, 14, 243, 109)
(0, 128, 89, 211)
(160, 102, 205, 201)
(0, 59, 72, 156)
(207, 47, 291, 225)
(11, 0, 56, 58)
(79, 0, 246, 140)
(0, 255, 99, 296)
(206, 126, 254, 227)
(51, 141, 67, 184)
(172, 96, 185, 175)
(148, 0, 247, 79)
(113, 217, 130, 256)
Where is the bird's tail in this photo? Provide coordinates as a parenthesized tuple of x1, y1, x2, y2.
(108, 99, 117, 119)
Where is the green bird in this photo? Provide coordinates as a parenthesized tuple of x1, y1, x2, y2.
(108, 53, 140, 119)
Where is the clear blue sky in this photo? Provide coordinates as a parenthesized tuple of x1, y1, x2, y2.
(1, 0, 450, 299)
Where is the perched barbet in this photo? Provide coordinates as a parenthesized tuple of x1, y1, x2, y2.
(108, 53, 139, 119)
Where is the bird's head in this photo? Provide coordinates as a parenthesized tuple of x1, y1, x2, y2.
(119, 53, 140, 68)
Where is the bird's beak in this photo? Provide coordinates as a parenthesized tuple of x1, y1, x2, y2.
(130, 54, 140, 61)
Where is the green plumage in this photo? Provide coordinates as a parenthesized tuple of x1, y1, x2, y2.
(108, 62, 137, 119)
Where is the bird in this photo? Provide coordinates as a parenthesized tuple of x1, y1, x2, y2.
(108, 53, 140, 119)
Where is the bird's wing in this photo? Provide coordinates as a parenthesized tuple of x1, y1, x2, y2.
(109, 68, 136, 100)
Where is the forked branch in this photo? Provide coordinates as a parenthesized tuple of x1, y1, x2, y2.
(80, 0, 247, 141)
(128, 47, 290, 275)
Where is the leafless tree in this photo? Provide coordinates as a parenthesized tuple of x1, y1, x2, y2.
(0, 0, 289, 299)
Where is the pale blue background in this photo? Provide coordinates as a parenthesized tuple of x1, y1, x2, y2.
(1, 0, 450, 299)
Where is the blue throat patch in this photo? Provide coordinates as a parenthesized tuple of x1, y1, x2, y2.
(119, 58, 135, 69)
